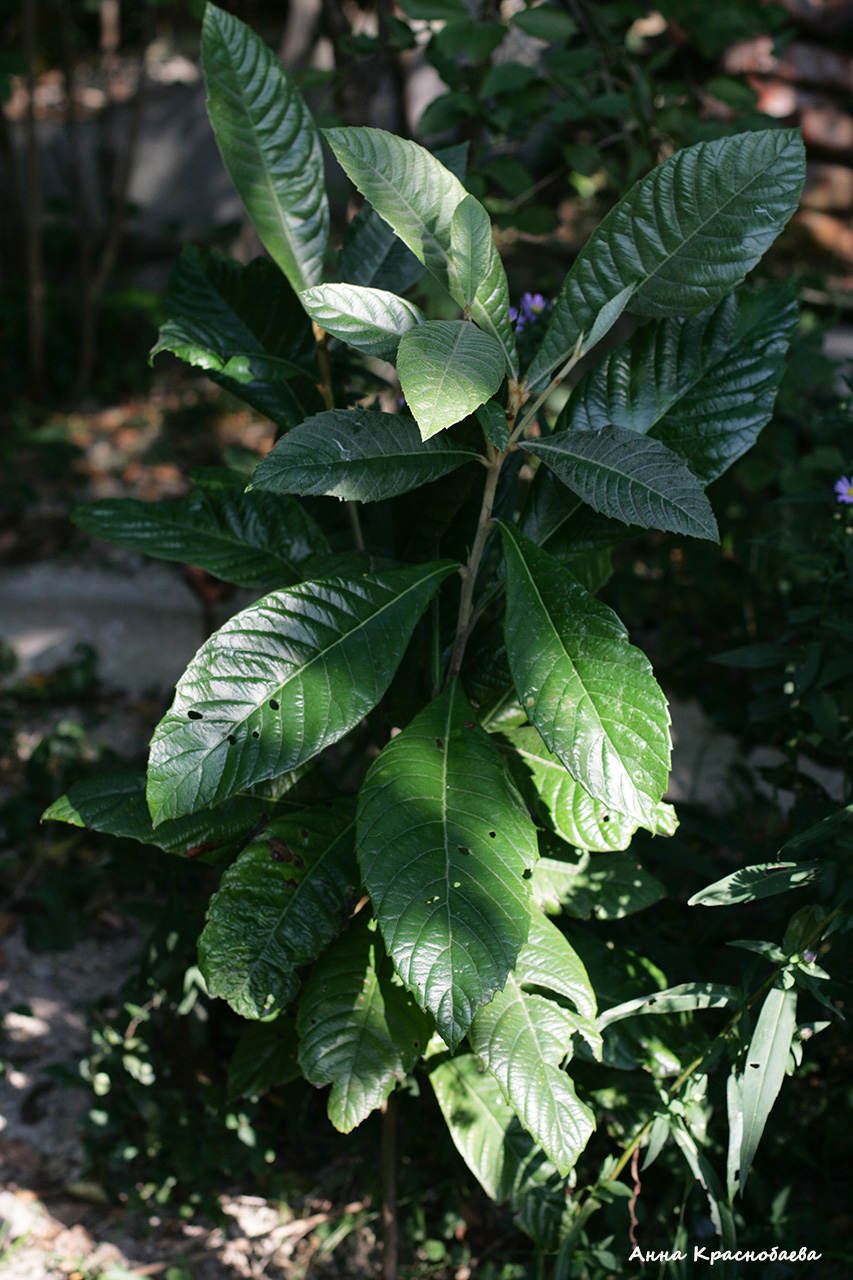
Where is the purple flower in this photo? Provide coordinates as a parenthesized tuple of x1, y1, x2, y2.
(835, 476, 853, 504)
(512, 291, 552, 333)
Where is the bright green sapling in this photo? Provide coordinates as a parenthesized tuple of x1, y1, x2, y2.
(47, 2, 813, 1260)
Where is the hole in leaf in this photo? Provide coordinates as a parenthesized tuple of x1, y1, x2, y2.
(269, 698, 280, 711)
(424, 894, 440, 904)
(412, 1039, 420, 1049)
(488, 830, 496, 838)
(749, 1062, 761, 1069)
(522, 868, 532, 879)
(188, 710, 203, 720)
(462, 720, 475, 729)
(252, 729, 260, 739)
(457, 845, 471, 855)
(601, 814, 610, 823)
(435, 737, 444, 749)
(227, 734, 237, 745)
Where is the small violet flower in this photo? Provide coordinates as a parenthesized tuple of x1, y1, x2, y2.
(835, 476, 853, 504)
(510, 291, 552, 333)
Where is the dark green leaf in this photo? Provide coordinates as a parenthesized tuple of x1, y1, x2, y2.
(397, 321, 506, 439)
(251, 408, 480, 502)
(339, 202, 425, 293)
(228, 1016, 301, 1099)
(198, 801, 357, 1018)
(202, 4, 329, 290)
(531, 850, 667, 920)
(511, 6, 577, 40)
(476, 401, 510, 451)
(688, 862, 821, 907)
(147, 561, 457, 822)
(499, 524, 671, 826)
(739, 986, 798, 1194)
(597, 982, 740, 1030)
(357, 681, 538, 1049)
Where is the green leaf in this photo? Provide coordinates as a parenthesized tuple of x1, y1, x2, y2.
(150, 245, 322, 428)
(43, 770, 275, 861)
(597, 982, 740, 1030)
(398, 0, 468, 21)
(251, 408, 479, 502)
(476, 401, 510, 451)
(672, 1121, 737, 1258)
(450, 195, 493, 310)
(510, 6, 577, 41)
(642, 1113, 671, 1172)
(565, 287, 798, 483)
(688, 862, 821, 907)
(527, 129, 806, 389)
(297, 917, 431, 1132)
(147, 561, 457, 823)
(397, 320, 505, 440)
(739, 986, 798, 1194)
(429, 1052, 571, 1249)
(202, 4, 329, 291)
(499, 524, 671, 826)
(468, 911, 597, 1174)
(71, 488, 329, 590)
(531, 850, 667, 920)
(299, 283, 425, 361)
(357, 681, 538, 1049)
(526, 430, 719, 541)
(198, 801, 357, 1018)
(500, 723, 676, 851)
(338, 202, 424, 293)
(323, 127, 517, 375)
(777, 804, 853, 859)
(726, 1068, 744, 1201)
(228, 1016, 301, 1099)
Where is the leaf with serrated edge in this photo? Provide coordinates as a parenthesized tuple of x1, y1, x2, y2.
(567, 287, 798, 483)
(469, 909, 597, 1174)
(500, 723, 676, 851)
(297, 917, 431, 1132)
(228, 1016, 300, 1100)
(526, 429, 719, 541)
(72, 488, 329, 590)
(531, 850, 667, 921)
(147, 561, 457, 823)
(430, 1052, 570, 1250)
(323, 127, 517, 375)
(251, 409, 479, 502)
(450, 195, 493, 310)
(739, 985, 798, 1195)
(202, 4, 328, 291)
(499, 524, 671, 826)
(397, 320, 505, 440)
(476, 401, 510, 451)
(357, 681, 538, 1049)
(198, 801, 357, 1018)
(527, 129, 805, 389)
(299, 284, 425, 361)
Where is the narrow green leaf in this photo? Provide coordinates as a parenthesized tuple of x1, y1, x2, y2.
(527, 129, 805, 389)
(597, 982, 740, 1030)
(147, 561, 457, 823)
(150, 245, 322, 428)
(72, 488, 329, 590)
(323, 127, 517, 375)
(299, 283, 425, 361)
(777, 804, 853, 859)
(531, 850, 667, 921)
(357, 682, 538, 1049)
(642, 1114, 671, 1172)
(499, 524, 671, 826)
(43, 770, 275, 862)
(202, 3, 329, 291)
(526, 429, 719, 541)
(688, 862, 821, 907)
(672, 1121, 737, 1256)
(566, 287, 798, 483)
(397, 320, 505, 439)
(251, 408, 479, 502)
(726, 1068, 744, 1201)
(228, 1016, 301, 1100)
(450, 195, 493, 310)
(476, 401, 510, 451)
(198, 801, 357, 1018)
(429, 1052, 571, 1250)
(297, 917, 431, 1132)
(468, 912, 597, 1174)
(740, 986, 798, 1194)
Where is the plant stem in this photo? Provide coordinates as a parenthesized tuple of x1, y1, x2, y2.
(381, 1093, 399, 1280)
(312, 321, 365, 552)
(445, 448, 506, 685)
(511, 348, 583, 444)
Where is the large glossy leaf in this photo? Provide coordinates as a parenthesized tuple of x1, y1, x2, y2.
(202, 4, 328, 291)
(499, 524, 671, 826)
(688, 861, 820, 907)
(527, 129, 805, 389)
(468, 911, 597, 1174)
(72, 488, 329, 590)
(324, 128, 517, 375)
(430, 1052, 571, 1249)
(227, 1015, 301, 1100)
(565, 287, 798, 483)
(450, 195, 493, 310)
(147, 561, 457, 823)
(43, 769, 277, 862)
(297, 917, 431, 1132)
(150, 246, 322, 429)
(739, 985, 798, 1194)
(531, 849, 667, 921)
(526, 430, 719, 541)
(357, 681, 538, 1049)
(299, 283, 425, 361)
(251, 408, 479, 502)
(198, 801, 357, 1018)
(397, 320, 505, 440)
(500, 723, 676, 851)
